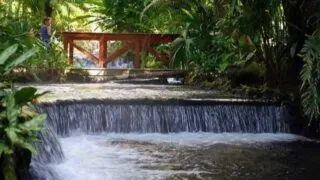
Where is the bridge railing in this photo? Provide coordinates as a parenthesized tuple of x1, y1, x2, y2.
(62, 32, 178, 68)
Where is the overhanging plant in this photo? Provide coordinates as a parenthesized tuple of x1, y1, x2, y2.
(300, 35, 320, 125)
(0, 44, 47, 180)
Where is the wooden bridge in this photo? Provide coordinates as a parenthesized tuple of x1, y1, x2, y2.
(62, 32, 178, 68)
(62, 32, 185, 81)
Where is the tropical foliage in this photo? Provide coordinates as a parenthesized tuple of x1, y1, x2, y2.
(141, 0, 320, 125)
(0, 0, 319, 131)
(300, 35, 320, 124)
(0, 1, 73, 81)
(0, 44, 47, 180)
(84, 0, 184, 33)
(0, 0, 320, 178)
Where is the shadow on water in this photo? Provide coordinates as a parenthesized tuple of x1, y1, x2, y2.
(109, 140, 320, 180)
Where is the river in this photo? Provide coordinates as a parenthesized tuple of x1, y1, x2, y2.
(25, 83, 320, 180)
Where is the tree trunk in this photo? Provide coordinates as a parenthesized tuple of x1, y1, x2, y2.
(44, 1, 53, 17)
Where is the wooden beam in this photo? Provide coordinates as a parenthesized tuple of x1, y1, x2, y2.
(63, 31, 178, 37)
(146, 46, 170, 65)
(73, 43, 99, 64)
(63, 32, 177, 42)
(134, 40, 141, 68)
(108, 43, 134, 62)
(69, 41, 74, 65)
(63, 37, 68, 52)
(99, 37, 107, 66)
(62, 37, 101, 41)
(103, 34, 176, 42)
(63, 33, 102, 40)
(105, 37, 108, 65)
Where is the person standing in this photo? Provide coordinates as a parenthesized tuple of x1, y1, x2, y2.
(40, 18, 52, 44)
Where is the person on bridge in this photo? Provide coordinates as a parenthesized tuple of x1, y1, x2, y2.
(40, 18, 52, 44)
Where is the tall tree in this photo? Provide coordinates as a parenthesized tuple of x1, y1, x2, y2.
(45, 0, 53, 17)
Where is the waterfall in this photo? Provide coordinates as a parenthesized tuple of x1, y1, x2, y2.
(31, 99, 297, 179)
(38, 99, 294, 136)
(30, 123, 64, 180)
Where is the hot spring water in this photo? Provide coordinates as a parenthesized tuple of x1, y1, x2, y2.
(28, 98, 320, 180)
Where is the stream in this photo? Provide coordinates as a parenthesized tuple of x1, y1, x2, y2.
(25, 83, 320, 180)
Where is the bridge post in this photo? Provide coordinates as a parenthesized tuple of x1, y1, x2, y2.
(99, 36, 107, 67)
(63, 34, 73, 66)
(69, 40, 74, 66)
(63, 36, 68, 53)
(134, 40, 141, 68)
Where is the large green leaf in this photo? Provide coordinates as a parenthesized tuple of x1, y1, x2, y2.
(182, 9, 194, 20)
(5, 127, 19, 144)
(33, 91, 50, 99)
(4, 47, 38, 73)
(16, 140, 37, 154)
(0, 44, 18, 65)
(6, 108, 20, 125)
(0, 143, 12, 156)
(14, 87, 37, 105)
(19, 114, 46, 131)
(5, 94, 20, 125)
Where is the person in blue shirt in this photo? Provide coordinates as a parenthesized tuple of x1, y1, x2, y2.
(40, 18, 52, 44)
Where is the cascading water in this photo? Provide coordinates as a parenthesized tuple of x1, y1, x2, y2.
(30, 124, 64, 180)
(31, 99, 310, 180)
(38, 100, 293, 136)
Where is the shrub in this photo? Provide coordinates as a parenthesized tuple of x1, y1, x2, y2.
(0, 44, 47, 180)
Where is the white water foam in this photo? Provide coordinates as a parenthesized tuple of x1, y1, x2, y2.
(51, 133, 313, 180)
(51, 135, 168, 180)
(101, 132, 312, 146)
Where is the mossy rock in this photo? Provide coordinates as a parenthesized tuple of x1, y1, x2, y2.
(227, 62, 265, 87)
(11, 69, 65, 83)
(66, 71, 90, 82)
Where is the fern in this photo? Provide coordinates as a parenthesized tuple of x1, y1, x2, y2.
(300, 35, 320, 124)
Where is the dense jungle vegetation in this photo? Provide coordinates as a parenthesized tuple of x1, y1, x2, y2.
(0, 0, 320, 179)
